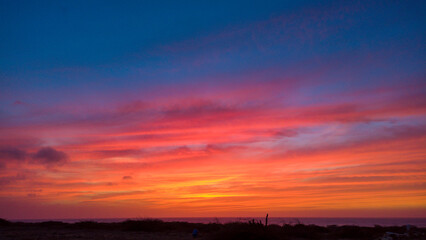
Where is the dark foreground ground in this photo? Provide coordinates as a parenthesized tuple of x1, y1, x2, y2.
(0, 218, 424, 240)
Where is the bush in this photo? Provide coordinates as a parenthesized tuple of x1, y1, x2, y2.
(207, 222, 283, 240)
(121, 219, 165, 232)
(0, 218, 11, 226)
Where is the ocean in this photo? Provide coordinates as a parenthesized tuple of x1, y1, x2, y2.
(12, 217, 426, 227)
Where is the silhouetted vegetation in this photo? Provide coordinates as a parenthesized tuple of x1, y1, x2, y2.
(0, 218, 11, 226)
(0, 218, 424, 240)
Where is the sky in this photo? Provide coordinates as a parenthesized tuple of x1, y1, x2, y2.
(0, 0, 425, 219)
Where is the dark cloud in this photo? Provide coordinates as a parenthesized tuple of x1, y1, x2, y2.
(122, 176, 132, 180)
(0, 147, 27, 161)
(32, 147, 68, 166)
(0, 146, 69, 169)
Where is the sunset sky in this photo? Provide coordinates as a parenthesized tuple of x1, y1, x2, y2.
(0, 0, 425, 219)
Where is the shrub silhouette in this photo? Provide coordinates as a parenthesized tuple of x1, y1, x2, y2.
(1, 218, 425, 239)
(0, 218, 11, 226)
(208, 222, 280, 240)
(122, 219, 165, 232)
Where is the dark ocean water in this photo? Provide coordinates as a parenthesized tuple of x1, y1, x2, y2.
(13, 217, 426, 227)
